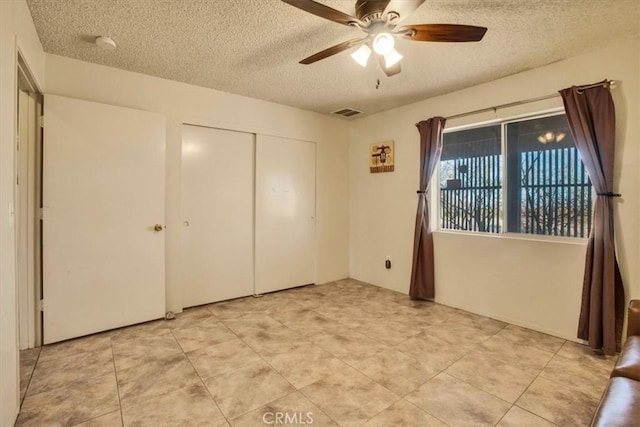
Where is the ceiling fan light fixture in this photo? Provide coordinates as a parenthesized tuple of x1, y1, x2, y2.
(383, 48, 403, 68)
(95, 36, 117, 50)
(373, 32, 395, 55)
(351, 44, 372, 67)
(537, 131, 567, 144)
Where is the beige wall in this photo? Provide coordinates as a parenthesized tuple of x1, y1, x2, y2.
(44, 54, 351, 313)
(0, 1, 44, 424)
(349, 37, 639, 341)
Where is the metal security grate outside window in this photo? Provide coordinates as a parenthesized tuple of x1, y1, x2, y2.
(439, 113, 593, 238)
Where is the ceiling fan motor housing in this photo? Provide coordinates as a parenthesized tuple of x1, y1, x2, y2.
(355, 0, 389, 24)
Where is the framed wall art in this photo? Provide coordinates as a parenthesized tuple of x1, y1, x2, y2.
(369, 140, 394, 173)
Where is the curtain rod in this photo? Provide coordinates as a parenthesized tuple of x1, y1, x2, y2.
(415, 80, 616, 125)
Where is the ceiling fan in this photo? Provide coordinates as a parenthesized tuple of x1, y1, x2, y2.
(281, 0, 487, 77)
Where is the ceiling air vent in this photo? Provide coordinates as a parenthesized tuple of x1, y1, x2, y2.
(331, 108, 363, 118)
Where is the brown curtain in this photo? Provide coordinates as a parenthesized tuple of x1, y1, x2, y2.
(560, 81, 624, 355)
(409, 117, 446, 300)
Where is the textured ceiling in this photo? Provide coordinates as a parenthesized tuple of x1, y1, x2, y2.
(27, 0, 639, 117)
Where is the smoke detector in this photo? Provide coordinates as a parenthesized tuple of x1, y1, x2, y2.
(95, 36, 117, 50)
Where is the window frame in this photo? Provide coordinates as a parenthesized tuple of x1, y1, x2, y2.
(434, 108, 591, 243)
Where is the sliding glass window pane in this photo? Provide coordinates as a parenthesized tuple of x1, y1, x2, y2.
(505, 114, 592, 237)
(440, 124, 502, 233)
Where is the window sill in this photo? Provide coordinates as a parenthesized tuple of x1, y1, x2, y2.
(433, 229, 589, 246)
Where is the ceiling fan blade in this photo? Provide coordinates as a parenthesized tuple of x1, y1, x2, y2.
(383, 0, 425, 24)
(378, 55, 401, 77)
(299, 38, 365, 64)
(281, 0, 363, 26)
(398, 24, 487, 42)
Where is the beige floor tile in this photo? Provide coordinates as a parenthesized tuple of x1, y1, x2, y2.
(281, 285, 328, 299)
(497, 406, 557, 427)
(117, 353, 200, 407)
(426, 321, 497, 346)
(229, 391, 336, 427)
(301, 367, 399, 427)
(362, 399, 447, 427)
(386, 307, 448, 329)
(222, 312, 283, 337)
(207, 297, 266, 319)
(241, 326, 311, 355)
(286, 295, 329, 309)
(556, 340, 618, 371)
(395, 334, 475, 370)
(122, 382, 225, 426)
(270, 307, 344, 335)
(311, 329, 388, 364)
(203, 360, 295, 419)
(20, 364, 35, 401)
(283, 317, 345, 336)
(351, 348, 439, 396)
(20, 348, 41, 399)
(352, 318, 422, 346)
(447, 312, 508, 336)
(74, 410, 123, 426)
(168, 307, 221, 330)
(112, 328, 182, 371)
(269, 307, 323, 324)
(495, 324, 565, 353)
(516, 376, 601, 427)
(250, 294, 308, 315)
(446, 350, 540, 403)
(110, 319, 169, 341)
(39, 333, 112, 363)
(15, 281, 612, 427)
(477, 335, 555, 370)
(261, 342, 350, 389)
(17, 373, 119, 426)
(539, 353, 611, 400)
(359, 304, 403, 319)
(20, 347, 42, 366)
(28, 348, 114, 396)
(171, 321, 237, 352)
(313, 305, 379, 328)
(187, 338, 263, 378)
(392, 297, 436, 309)
(406, 373, 510, 427)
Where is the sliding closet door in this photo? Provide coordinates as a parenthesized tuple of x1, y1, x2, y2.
(181, 125, 254, 307)
(255, 135, 316, 294)
(43, 95, 166, 344)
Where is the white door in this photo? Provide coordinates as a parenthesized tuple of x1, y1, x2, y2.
(43, 95, 166, 344)
(181, 125, 254, 307)
(255, 135, 316, 294)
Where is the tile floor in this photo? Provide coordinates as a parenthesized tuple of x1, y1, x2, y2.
(17, 279, 616, 426)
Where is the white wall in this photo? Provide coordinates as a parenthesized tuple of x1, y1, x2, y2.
(44, 54, 351, 314)
(0, 0, 44, 425)
(349, 37, 640, 341)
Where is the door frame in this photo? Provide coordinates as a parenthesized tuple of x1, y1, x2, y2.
(16, 50, 43, 349)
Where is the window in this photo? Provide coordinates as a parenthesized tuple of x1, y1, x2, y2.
(439, 113, 592, 238)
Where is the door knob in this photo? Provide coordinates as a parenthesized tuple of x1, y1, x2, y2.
(153, 224, 164, 232)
